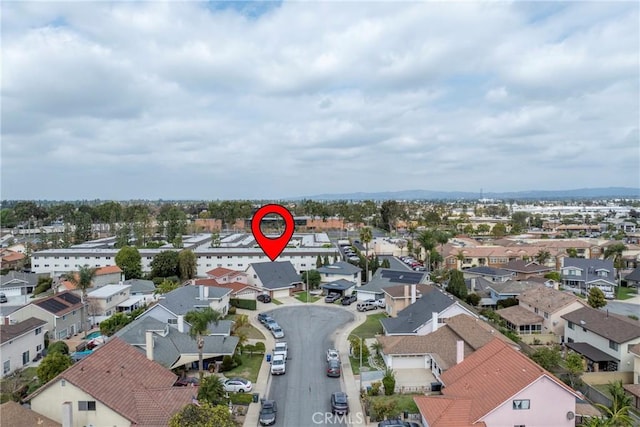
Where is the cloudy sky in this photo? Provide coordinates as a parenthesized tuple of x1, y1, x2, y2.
(2, 1, 638, 201)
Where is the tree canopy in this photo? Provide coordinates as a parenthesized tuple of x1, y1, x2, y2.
(169, 402, 235, 427)
(588, 287, 607, 309)
(37, 352, 72, 383)
(150, 250, 180, 278)
(115, 246, 143, 279)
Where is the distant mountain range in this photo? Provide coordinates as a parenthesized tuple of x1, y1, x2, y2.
(291, 187, 640, 201)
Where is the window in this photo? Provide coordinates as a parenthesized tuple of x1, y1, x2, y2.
(22, 351, 30, 365)
(78, 401, 96, 411)
(568, 321, 574, 330)
(35, 327, 42, 335)
(3, 360, 10, 374)
(513, 400, 530, 410)
(168, 318, 178, 324)
(534, 307, 539, 314)
(543, 312, 549, 319)
(609, 340, 619, 351)
(36, 344, 42, 352)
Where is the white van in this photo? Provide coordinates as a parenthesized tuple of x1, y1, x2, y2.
(356, 301, 377, 312)
(270, 354, 286, 375)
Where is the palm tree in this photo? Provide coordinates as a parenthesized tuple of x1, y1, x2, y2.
(435, 230, 450, 269)
(359, 227, 373, 283)
(184, 307, 222, 381)
(62, 265, 97, 338)
(231, 314, 249, 335)
(535, 249, 552, 266)
(417, 230, 436, 272)
(604, 243, 628, 289)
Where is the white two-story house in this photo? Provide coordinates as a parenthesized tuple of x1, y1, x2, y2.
(86, 284, 132, 324)
(316, 261, 362, 286)
(1, 317, 47, 377)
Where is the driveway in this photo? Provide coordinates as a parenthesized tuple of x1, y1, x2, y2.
(265, 305, 354, 427)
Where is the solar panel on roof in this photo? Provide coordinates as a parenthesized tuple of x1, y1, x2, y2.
(381, 270, 423, 284)
(58, 293, 81, 304)
(36, 298, 69, 313)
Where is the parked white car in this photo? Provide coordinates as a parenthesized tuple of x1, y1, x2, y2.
(223, 377, 253, 393)
(326, 349, 340, 362)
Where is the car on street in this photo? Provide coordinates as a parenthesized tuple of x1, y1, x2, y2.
(265, 319, 279, 330)
(271, 354, 286, 375)
(356, 301, 378, 312)
(341, 294, 357, 305)
(330, 391, 349, 415)
(174, 376, 199, 386)
(326, 359, 341, 377)
(325, 293, 341, 303)
(222, 377, 253, 393)
(257, 294, 272, 303)
(274, 342, 288, 359)
(326, 349, 340, 362)
(259, 399, 277, 426)
(258, 313, 274, 324)
(271, 326, 285, 339)
(0, 293, 7, 303)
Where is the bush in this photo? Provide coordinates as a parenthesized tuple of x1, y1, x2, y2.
(368, 381, 382, 396)
(382, 369, 396, 396)
(228, 306, 237, 315)
(34, 278, 53, 295)
(221, 355, 235, 372)
(47, 341, 69, 355)
(229, 298, 257, 311)
(229, 393, 254, 405)
(254, 342, 266, 354)
(232, 353, 242, 367)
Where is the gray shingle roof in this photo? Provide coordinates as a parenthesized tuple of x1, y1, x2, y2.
(463, 266, 513, 277)
(0, 271, 39, 288)
(115, 316, 238, 368)
(0, 317, 47, 345)
(317, 262, 362, 275)
(561, 258, 616, 286)
(624, 266, 640, 282)
(158, 285, 231, 315)
(562, 306, 640, 343)
(321, 279, 356, 292)
(250, 261, 302, 290)
(381, 290, 458, 334)
(358, 269, 428, 294)
(123, 279, 156, 294)
(487, 280, 541, 295)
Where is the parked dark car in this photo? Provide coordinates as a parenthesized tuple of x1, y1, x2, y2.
(259, 399, 277, 426)
(378, 420, 420, 427)
(175, 376, 199, 386)
(325, 293, 341, 303)
(258, 313, 273, 324)
(0, 293, 7, 303)
(341, 294, 357, 305)
(257, 294, 272, 303)
(326, 359, 341, 377)
(331, 391, 349, 415)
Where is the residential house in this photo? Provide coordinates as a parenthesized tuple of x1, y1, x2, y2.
(462, 266, 513, 283)
(9, 291, 85, 340)
(377, 314, 516, 381)
(122, 278, 157, 304)
(382, 284, 436, 317)
(356, 269, 428, 302)
(485, 280, 542, 307)
(501, 259, 554, 279)
(623, 344, 640, 410)
(624, 266, 640, 288)
(562, 306, 640, 372)
(0, 250, 26, 271)
(245, 261, 303, 299)
(496, 287, 587, 344)
(320, 279, 357, 297)
(26, 337, 195, 427)
(0, 401, 60, 427)
(0, 271, 39, 298)
(414, 338, 580, 427)
(561, 257, 617, 298)
(380, 289, 477, 336)
(115, 316, 239, 370)
(205, 267, 248, 285)
(54, 265, 123, 294)
(316, 261, 362, 286)
(86, 284, 132, 324)
(1, 317, 47, 377)
(192, 278, 262, 300)
(137, 284, 233, 332)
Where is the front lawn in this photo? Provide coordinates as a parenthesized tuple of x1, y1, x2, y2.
(365, 394, 420, 420)
(617, 286, 637, 300)
(294, 291, 322, 303)
(349, 356, 371, 376)
(350, 312, 386, 339)
(224, 314, 265, 340)
(223, 353, 264, 383)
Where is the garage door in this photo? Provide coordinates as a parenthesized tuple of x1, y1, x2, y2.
(391, 356, 425, 369)
(272, 289, 291, 299)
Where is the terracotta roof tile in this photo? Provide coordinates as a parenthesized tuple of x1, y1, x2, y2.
(414, 396, 481, 427)
(206, 267, 236, 277)
(95, 265, 122, 275)
(496, 305, 544, 326)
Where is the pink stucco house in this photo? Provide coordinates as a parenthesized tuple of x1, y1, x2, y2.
(414, 338, 580, 426)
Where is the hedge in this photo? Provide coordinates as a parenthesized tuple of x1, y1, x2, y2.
(230, 298, 257, 311)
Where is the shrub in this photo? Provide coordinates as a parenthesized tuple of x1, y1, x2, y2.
(381, 368, 396, 396)
(47, 341, 69, 355)
(232, 353, 242, 367)
(254, 342, 266, 354)
(229, 298, 257, 311)
(368, 381, 381, 396)
(229, 393, 253, 405)
(220, 355, 235, 372)
(228, 306, 237, 315)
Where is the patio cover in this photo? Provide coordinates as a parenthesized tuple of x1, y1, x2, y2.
(565, 342, 619, 362)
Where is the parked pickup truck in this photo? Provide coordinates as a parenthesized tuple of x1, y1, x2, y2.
(274, 342, 288, 360)
(270, 354, 286, 375)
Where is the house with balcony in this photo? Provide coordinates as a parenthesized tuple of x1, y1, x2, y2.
(26, 337, 195, 427)
(316, 261, 362, 286)
(9, 291, 85, 340)
(561, 257, 617, 298)
(496, 287, 587, 344)
(562, 306, 640, 372)
(1, 317, 47, 377)
(414, 338, 580, 427)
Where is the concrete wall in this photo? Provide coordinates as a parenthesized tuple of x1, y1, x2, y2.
(581, 371, 633, 385)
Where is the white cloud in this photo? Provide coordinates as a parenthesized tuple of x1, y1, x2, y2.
(1, 1, 638, 200)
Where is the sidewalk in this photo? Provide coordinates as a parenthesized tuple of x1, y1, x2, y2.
(336, 309, 368, 426)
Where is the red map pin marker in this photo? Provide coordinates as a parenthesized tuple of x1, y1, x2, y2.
(251, 204, 295, 262)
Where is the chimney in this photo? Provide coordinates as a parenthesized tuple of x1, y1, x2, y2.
(204, 286, 209, 299)
(432, 312, 439, 333)
(146, 331, 154, 361)
(456, 340, 465, 364)
(199, 285, 205, 300)
(61, 401, 73, 427)
(177, 315, 185, 333)
(411, 284, 417, 305)
(404, 285, 409, 300)
(471, 278, 476, 292)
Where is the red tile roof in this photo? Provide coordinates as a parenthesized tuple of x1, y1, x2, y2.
(27, 337, 191, 426)
(95, 265, 122, 275)
(193, 278, 258, 296)
(413, 397, 482, 427)
(206, 267, 236, 277)
(415, 338, 578, 425)
(1, 251, 26, 263)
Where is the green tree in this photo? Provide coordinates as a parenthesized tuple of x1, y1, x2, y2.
(73, 212, 93, 243)
(544, 271, 561, 282)
(316, 255, 323, 269)
(197, 375, 227, 406)
(47, 341, 70, 355)
(61, 265, 96, 338)
(381, 258, 391, 269)
(115, 224, 131, 248)
(600, 380, 633, 426)
(154, 279, 180, 295)
(115, 246, 142, 280)
(564, 351, 584, 388)
(169, 402, 235, 427)
(359, 227, 373, 282)
(379, 201, 401, 232)
(210, 232, 221, 248)
(465, 293, 481, 306)
(530, 346, 561, 371)
(535, 249, 552, 265)
(178, 249, 197, 281)
(150, 250, 180, 278)
(301, 270, 321, 290)
(446, 270, 467, 299)
(184, 308, 222, 381)
(491, 223, 507, 238)
(477, 224, 491, 235)
(37, 351, 72, 384)
(323, 255, 330, 266)
(588, 287, 607, 309)
(381, 368, 396, 396)
(100, 312, 132, 336)
(349, 336, 370, 367)
(417, 230, 436, 272)
(604, 242, 627, 270)
(566, 247, 578, 258)
(510, 211, 529, 234)
(164, 207, 187, 243)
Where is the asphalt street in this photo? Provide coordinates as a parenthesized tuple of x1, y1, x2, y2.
(264, 305, 354, 427)
(378, 255, 414, 272)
